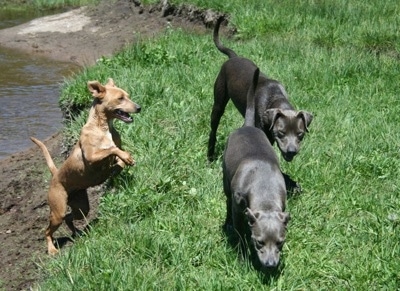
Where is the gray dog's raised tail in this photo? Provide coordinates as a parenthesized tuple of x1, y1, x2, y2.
(30, 137, 58, 176)
(244, 68, 260, 127)
(213, 16, 237, 59)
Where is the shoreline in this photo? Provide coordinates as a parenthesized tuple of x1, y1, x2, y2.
(0, 131, 63, 162)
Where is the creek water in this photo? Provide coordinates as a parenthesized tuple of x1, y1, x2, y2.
(0, 9, 79, 160)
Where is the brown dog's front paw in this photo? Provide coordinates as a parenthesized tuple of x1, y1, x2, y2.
(129, 156, 136, 166)
(125, 155, 135, 166)
(121, 151, 135, 166)
(115, 157, 126, 168)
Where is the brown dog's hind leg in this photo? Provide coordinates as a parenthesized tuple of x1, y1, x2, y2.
(46, 219, 63, 255)
(46, 186, 69, 255)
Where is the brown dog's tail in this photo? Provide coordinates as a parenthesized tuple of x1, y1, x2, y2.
(213, 16, 238, 59)
(30, 137, 57, 176)
(244, 67, 260, 127)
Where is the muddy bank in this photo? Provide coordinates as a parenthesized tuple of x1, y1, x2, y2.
(0, 0, 222, 66)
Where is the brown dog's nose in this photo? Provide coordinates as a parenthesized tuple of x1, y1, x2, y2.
(136, 105, 141, 113)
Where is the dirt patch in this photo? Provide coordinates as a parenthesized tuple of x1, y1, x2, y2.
(0, 1, 225, 289)
(0, 0, 224, 66)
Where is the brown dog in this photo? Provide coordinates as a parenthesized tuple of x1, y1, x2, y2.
(208, 17, 313, 162)
(31, 78, 141, 255)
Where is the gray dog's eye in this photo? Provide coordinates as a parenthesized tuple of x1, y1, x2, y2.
(277, 131, 285, 138)
(256, 240, 264, 248)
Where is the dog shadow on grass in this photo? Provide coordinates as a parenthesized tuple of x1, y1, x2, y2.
(283, 172, 302, 198)
(53, 217, 100, 252)
(222, 225, 284, 284)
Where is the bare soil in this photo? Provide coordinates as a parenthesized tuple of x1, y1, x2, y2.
(0, 1, 224, 289)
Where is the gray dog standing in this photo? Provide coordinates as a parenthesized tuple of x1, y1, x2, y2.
(223, 68, 289, 269)
(208, 17, 313, 162)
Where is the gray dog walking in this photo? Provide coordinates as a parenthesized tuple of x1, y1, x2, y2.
(222, 68, 290, 269)
(208, 17, 313, 162)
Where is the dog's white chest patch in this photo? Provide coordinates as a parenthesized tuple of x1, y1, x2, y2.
(106, 131, 112, 140)
(100, 131, 116, 149)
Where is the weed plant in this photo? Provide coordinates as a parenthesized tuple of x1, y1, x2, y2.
(38, 0, 400, 289)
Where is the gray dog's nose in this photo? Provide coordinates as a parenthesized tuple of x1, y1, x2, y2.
(264, 259, 279, 268)
(283, 151, 296, 162)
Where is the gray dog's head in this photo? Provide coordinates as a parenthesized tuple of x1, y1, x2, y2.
(245, 208, 290, 268)
(264, 109, 313, 162)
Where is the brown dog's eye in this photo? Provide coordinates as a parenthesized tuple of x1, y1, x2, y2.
(118, 96, 124, 101)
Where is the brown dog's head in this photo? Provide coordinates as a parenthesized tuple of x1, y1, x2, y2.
(264, 109, 313, 162)
(246, 208, 290, 269)
(87, 78, 141, 123)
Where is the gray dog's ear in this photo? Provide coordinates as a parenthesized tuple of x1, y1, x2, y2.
(245, 208, 259, 226)
(87, 81, 106, 99)
(265, 108, 283, 130)
(278, 212, 290, 226)
(297, 111, 313, 132)
(234, 192, 247, 208)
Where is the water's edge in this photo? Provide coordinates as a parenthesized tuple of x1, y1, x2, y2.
(0, 9, 79, 160)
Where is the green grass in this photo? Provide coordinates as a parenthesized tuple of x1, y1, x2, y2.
(36, 0, 400, 289)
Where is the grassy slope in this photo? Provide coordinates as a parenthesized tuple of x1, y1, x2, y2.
(39, 0, 400, 289)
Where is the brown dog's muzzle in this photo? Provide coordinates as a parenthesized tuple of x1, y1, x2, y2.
(114, 104, 141, 123)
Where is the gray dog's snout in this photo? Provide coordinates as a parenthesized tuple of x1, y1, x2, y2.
(283, 151, 296, 162)
(283, 145, 298, 161)
(287, 144, 298, 155)
(264, 259, 279, 268)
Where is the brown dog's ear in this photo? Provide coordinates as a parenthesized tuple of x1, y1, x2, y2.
(87, 81, 106, 99)
(297, 111, 313, 132)
(278, 212, 290, 226)
(105, 78, 115, 87)
(245, 208, 258, 226)
(265, 108, 283, 130)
